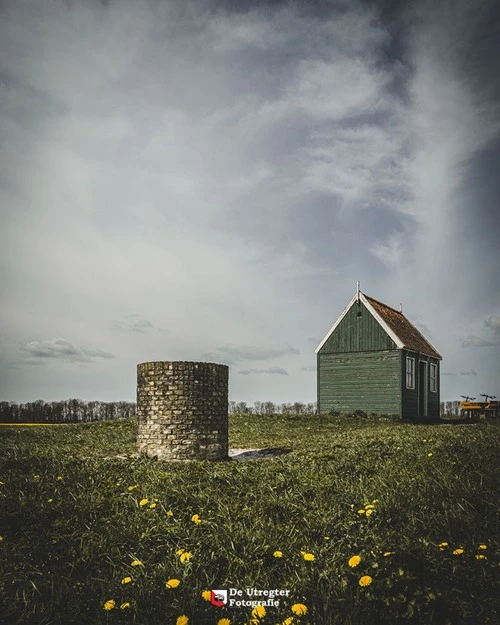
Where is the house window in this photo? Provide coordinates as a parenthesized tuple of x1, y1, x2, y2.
(430, 363, 437, 392)
(406, 356, 415, 389)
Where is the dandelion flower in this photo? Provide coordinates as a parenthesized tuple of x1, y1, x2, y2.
(453, 548, 464, 555)
(47, 498, 53, 503)
(165, 579, 180, 588)
(359, 575, 373, 587)
(131, 560, 143, 567)
(476, 554, 487, 560)
(438, 542, 449, 548)
(176, 616, 189, 625)
(0, 535, 3, 542)
(180, 551, 192, 563)
(149, 503, 157, 509)
(348, 555, 361, 567)
(364, 504, 375, 510)
(427, 453, 433, 457)
(357, 509, 366, 515)
(56, 476, 63, 481)
(324, 536, 330, 540)
(251, 604, 266, 618)
(365, 509, 374, 517)
(478, 544, 487, 550)
(217, 619, 231, 625)
(273, 550, 283, 558)
(176, 549, 185, 556)
(291, 603, 308, 616)
(103, 599, 116, 610)
(167, 510, 174, 516)
(121, 577, 132, 584)
(383, 552, 394, 557)
(301, 551, 315, 561)
(372, 499, 379, 503)
(202, 590, 212, 601)
(120, 602, 131, 609)
(127, 485, 138, 491)
(191, 514, 202, 524)
(139, 498, 148, 507)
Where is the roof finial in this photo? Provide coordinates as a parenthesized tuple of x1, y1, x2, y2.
(356, 280, 360, 300)
(399, 302, 403, 313)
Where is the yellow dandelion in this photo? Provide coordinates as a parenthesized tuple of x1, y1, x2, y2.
(427, 452, 433, 457)
(167, 510, 174, 516)
(103, 599, 116, 610)
(452, 548, 464, 555)
(131, 560, 142, 567)
(251, 604, 266, 618)
(121, 576, 132, 584)
(180, 551, 192, 563)
(273, 550, 283, 558)
(139, 498, 148, 507)
(357, 509, 366, 515)
(438, 542, 449, 548)
(365, 509, 374, 517)
(324, 536, 331, 540)
(359, 575, 373, 587)
(478, 544, 487, 550)
(282, 618, 295, 625)
(165, 578, 181, 588)
(176, 549, 185, 556)
(0, 535, 3, 542)
(127, 485, 137, 491)
(153, 498, 159, 502)
(365, 504, 375, 510)
(149, 503, 157, 509)
(120, 602, 131, 609)
(301, 551, 315, 561)
(202, 590, 212, 601)
(56, 476, 63, 481)
(383, 551, 394, 557)
(476, 554, 487, 560)
(348, 555, 361, 567)
(217, 619, 231, 625)
(176, 616, 189, 625)
(372, 499, 379, 503)
(291, 603, 308, 616)
(191, 514, 202, 524)
(33, 475, 40, 480)
(47, 498, 53, 503)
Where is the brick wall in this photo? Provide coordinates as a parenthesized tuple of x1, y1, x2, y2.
(136, 361, 229, 460)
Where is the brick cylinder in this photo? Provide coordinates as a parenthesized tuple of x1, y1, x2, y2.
(136, 361, 229, 460)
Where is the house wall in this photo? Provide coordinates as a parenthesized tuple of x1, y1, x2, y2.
(317, 350, 401, 415)
(320, 301, 398, 353)
(401, 351, 440, 420)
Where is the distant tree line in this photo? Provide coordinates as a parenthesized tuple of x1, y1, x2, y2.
(0, 399, 136, 424)
(229, 401, 317, 415)
(440, 401, 462, 417)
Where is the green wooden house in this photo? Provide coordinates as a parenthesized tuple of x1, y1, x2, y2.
(315, 286, 442, 420)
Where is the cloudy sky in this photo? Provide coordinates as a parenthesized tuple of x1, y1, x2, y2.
(1, 0, 499, 407)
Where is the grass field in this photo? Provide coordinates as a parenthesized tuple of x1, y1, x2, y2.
(0, 414, 498, 625)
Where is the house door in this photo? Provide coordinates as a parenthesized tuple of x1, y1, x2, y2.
(418, 361, 428, 417)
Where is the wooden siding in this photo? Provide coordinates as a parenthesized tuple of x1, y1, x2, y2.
(317, 350, 401, 415)
(319, 301, 397, 354)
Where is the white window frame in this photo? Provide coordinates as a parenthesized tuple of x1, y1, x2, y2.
(406, 356, 415, 389)
(430, 363, 437, 393)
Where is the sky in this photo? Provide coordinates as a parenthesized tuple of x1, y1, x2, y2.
(1, 0, 499, 407)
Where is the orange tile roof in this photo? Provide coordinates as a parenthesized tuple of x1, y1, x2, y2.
(364, 294, 442, 359)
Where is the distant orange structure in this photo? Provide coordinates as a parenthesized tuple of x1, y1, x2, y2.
(459, 394, 499, 419)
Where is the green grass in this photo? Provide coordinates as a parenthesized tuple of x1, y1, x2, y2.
(0, 414, 498, 625)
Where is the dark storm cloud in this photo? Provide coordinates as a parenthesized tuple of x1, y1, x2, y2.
(238, 366, 289, 376)
(203, 345, 299, 362)
(461, 336, 498, 348)
(20, 339, 115, 363)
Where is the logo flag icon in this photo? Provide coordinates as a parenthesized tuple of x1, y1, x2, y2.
(210, 590, 227, 607)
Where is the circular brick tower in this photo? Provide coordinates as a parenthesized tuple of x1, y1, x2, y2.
(136, 361, 229, 460)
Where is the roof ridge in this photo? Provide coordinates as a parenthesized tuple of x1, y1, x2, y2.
(362, 293, 402, 315)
